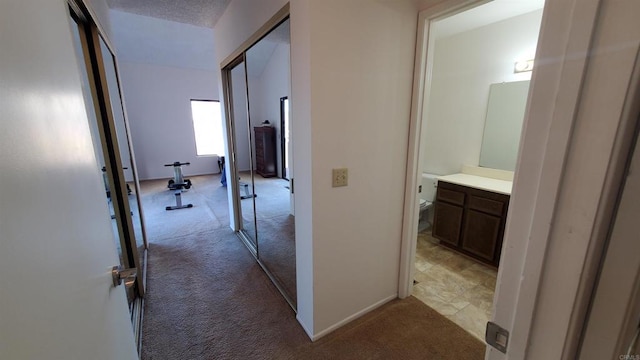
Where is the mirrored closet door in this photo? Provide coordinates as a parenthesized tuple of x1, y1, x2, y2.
(227, 56, 259, 252)
(222, 17, 296, 309)
(98, 37, 148, 286)
(68, 5, 147, 307)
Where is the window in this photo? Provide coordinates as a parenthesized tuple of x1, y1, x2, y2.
(190, 100, 224, 156)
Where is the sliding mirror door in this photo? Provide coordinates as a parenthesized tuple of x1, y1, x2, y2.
(69, 5, 145, 298)
(227, 58, 258, 250)
(98, 37, 147, 286)
(245, 18, 296, 308)
(69, 15, 126, 267)
(222, 15, 295, 310)
(69, 3, 146, 347)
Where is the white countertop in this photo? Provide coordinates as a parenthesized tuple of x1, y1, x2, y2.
(438, 173, 513, 195)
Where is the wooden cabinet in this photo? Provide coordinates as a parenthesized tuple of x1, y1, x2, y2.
(254, 126, 277, 178)
(432, 181, 510, 267)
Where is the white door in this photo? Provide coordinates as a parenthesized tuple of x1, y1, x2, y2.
(0, 1, 138, 359)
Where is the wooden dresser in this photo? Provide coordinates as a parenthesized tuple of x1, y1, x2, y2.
(254, 126, 277, 177)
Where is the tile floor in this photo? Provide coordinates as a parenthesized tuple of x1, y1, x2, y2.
(413, 230, 498, 340)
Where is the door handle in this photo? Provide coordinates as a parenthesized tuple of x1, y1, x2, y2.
(111, 265, 137, 289)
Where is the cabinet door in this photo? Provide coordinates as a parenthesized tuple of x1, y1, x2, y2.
(461, 209, 501, 263)
(433, 202, 463, 246)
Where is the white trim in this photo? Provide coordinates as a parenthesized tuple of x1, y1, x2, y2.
(309, 294, 397, 341)
(296, 314, 315, 341)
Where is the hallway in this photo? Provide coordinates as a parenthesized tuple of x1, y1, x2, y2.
(139, 175, 484, 359)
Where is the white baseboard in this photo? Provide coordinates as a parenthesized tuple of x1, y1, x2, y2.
(296, 315, 315, 341)
(310, 294, 398, 341)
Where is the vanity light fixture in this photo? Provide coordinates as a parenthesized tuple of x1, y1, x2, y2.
(514, 59, 534, 73)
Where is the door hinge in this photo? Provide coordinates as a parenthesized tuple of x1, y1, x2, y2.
(418, 185, 422, 193)
(486, 321, 509, 353)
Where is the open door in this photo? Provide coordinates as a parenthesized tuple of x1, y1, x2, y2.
(0, 0, 138, 358)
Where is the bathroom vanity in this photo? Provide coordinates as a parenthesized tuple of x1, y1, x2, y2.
(432, 173, 511, 267)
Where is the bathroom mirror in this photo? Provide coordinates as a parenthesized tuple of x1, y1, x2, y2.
(479, 80, 530, 171)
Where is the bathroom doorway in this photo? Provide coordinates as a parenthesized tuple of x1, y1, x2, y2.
(405, 0, 544, 340)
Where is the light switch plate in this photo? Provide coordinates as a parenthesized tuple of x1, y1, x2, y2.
(332, 168, 348, 187)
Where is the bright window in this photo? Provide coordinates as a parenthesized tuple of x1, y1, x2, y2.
(190, 100, 224, 156)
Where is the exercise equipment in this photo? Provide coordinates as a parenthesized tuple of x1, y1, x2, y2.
(217, 155, 255, 199)
(240, 181, 256, 199)
(164, 161, 193, 211)
(101, 166, 132, 198)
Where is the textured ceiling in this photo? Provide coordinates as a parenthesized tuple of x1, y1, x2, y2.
(107, 0, 231, 28)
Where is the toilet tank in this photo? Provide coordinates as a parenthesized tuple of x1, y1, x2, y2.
(421, 173, 439, 201)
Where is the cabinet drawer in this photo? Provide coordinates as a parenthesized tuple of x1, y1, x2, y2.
(436, 187, 465, 206)
(468, 196, 504, 216)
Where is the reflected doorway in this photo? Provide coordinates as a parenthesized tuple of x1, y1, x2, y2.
(281, 96, 290, 180)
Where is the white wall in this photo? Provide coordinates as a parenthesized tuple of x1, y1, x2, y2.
(216, 0, 421, 339)
(422, 10, 543, 176)
(119, 62, 220, 179)
(0, 0, 137, 358)
(306, 0, 418, 336)
(110, 11, 220, 180)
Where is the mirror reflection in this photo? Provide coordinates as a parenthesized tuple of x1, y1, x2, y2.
(99, 37, 147, 272)
(479, 80, 530, 171)
(229, 60, 258, 249)
(224, 18, 296, 309)
(245, 18, 295, 307)
(70, 21, 125, 265)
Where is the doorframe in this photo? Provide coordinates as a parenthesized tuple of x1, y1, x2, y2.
(398, 0, 491, 301)
(399, 0, 639, 358)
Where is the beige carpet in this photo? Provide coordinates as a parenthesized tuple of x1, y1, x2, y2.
(141, 225, 485, 359)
